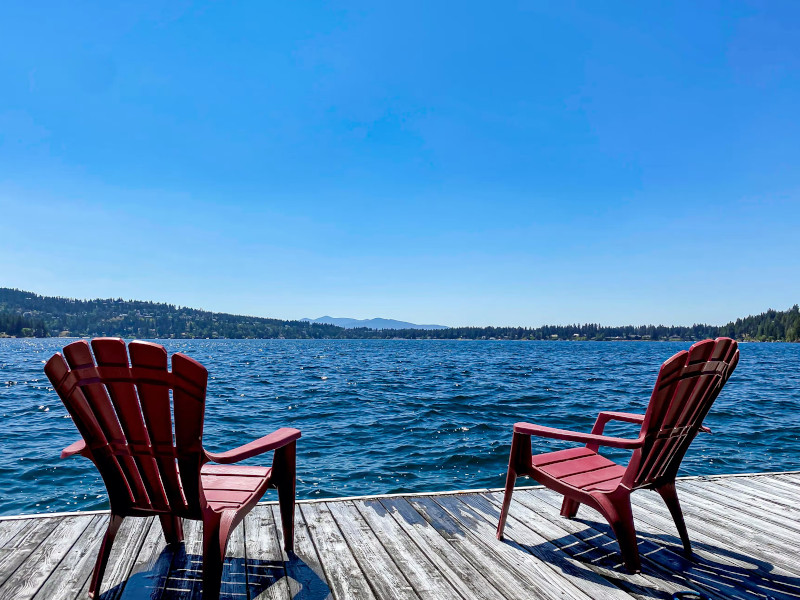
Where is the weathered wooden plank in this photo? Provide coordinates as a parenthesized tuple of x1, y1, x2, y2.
(299, 502, 377, 600)
(717, 477, 800, 515)
(31, 515, 108, 600)
(162, 518, 246, 600)
(0, 515, 93, 600)
(649, 481, 800, 556)
(543, 485, 800, 599)
(679, 479, 800, 536)
(325, 500, 419, 600)
(75, 516, 157, 600)
(377, 498, 508, 600)
(480, 491, 697, 600)
(776, 473, 800, 487)
(0, 518, 60, 587)
(1, 474, 799, 600)
(242, 507, 291, 600)
(730, 476, 800, 510)
(219, 523, 245, 600)
(685, 477, 800, 521)
(269, 504, 332, 600)
(532, 487, 800, 600)
(631, 489, 800, 600)
(408, 494, 590, 600)
(760, 473, 800, 496)
(0, 519, 30, 549)
(523, 486, 766, 600)
(354, 499, 468, 600)
(265, 506, 300, 600)
(726, 474, 795, 498)
(162, 518, 203, 600)
(219, 522, 247, 600)
(436, 494, 637, 600)
(753, 474, 800, 504)
(112, 517, 178, 600)
(626, 487, 800, 583)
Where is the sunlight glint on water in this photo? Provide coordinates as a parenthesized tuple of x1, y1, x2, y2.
(1, 338, 797, 515)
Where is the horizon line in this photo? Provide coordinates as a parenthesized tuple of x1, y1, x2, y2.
(2, 286, 797, 331)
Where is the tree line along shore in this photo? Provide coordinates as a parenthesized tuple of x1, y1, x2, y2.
(1, 288, 798, 342)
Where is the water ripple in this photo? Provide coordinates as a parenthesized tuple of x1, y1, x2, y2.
(0, 338, 798, 515)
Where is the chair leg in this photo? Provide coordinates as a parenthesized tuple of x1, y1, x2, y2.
(274, 441, 297, 552)
(202, 511, 235, 600)
(497, 431, 530, 540)
(560, 497, 580, 518)
(496, 466, 517, 540)
(88, 513, 124, 599)
(655, 481, 692, 556)
(602, 495, 641, 573)
(159, 514, 184, 544)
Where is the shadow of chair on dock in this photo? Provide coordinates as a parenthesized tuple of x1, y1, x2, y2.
(99, 545, 331, 600)
(635, 527, 800, 600)
(509, 519, 800, 599)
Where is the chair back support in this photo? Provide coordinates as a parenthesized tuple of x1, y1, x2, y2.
(44, 338, 208, 517)
(628, 337, 739, 489)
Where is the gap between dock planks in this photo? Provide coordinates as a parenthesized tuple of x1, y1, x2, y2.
(0, 472, 798, 600)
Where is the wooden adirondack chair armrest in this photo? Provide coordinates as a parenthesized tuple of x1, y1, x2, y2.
(204, 428, 301, 464)
(513, 422, 644, 449)
(61, 439, 88, 459)
(590, 411, 645, 435)
(597, 411, 645, 424)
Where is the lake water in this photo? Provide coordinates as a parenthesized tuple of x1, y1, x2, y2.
(1, 338, 798, 516)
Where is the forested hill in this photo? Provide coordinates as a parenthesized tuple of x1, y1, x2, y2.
(0, 288, 342, 339)
(1, 287, 798, 341)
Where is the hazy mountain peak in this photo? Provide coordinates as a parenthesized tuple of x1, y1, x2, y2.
(301, 316, 448, 330)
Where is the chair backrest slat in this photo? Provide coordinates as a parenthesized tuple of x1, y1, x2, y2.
(44, 338, 208, 517)
(63, 341, 150, 507)
(128, 341, 188, 512)
(92, 338, 171, 512)
(628, 337, 738, 489)
(172, 354, 208, 508)
(45, 351, 137, 507)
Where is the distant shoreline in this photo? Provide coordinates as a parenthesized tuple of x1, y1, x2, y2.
(0, 334, 785, 343)
(2, 288, 799, 343)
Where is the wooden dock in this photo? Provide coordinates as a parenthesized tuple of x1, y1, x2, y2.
(2, 471, 799, 600)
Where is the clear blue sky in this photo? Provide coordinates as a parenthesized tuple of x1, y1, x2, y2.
(1, 2, 799, 327)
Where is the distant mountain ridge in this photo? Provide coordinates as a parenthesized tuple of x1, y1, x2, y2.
(301, 316, 448, 330)
(1, 287, 798, 342)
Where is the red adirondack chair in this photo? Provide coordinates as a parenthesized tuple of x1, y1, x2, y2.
(44, 338, 301, 600)
(496, 337, 739, 573)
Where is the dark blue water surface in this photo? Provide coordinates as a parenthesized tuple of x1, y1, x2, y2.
(1, 339, 798, 516)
